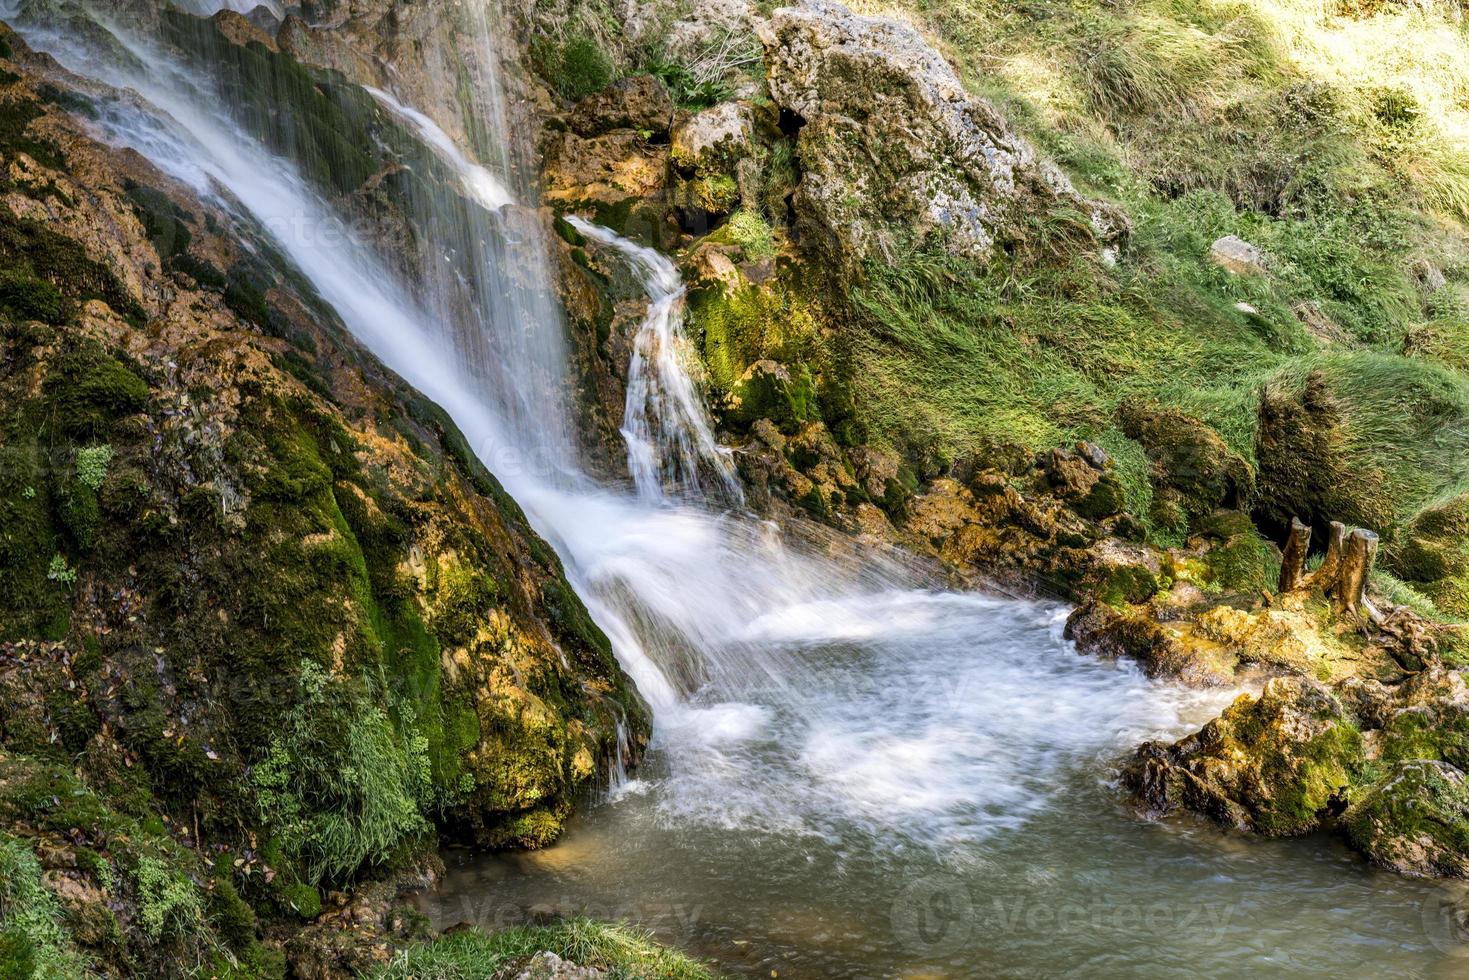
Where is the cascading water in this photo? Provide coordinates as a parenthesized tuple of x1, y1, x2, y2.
(565, 218, 743, 505)
(7, 2, 1461, 976)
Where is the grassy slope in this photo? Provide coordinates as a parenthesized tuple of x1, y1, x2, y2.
(839, 0, 1469, 550)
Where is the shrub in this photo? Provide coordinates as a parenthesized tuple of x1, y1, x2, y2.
(46, 554, 75, 586)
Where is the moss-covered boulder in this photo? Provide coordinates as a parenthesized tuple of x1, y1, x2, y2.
(1119, 401, 1255, 535)
(1345, 760, 1469, 877)
(726, 359, 819, 432)
(1127, 677, 1365, 836)
(1390, 492, 1469, 620)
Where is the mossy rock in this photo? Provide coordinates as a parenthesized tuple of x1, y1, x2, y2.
(726, 359, 819, 433)
(1128, 677, 1364, 837)
(1346, 760, 1469, 877)
(1389, 492, 1469, 620)
(1120, 400, 1255, 534)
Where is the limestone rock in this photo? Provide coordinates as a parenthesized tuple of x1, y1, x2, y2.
(1411, 258, 1448, 294)
(670, 101, 756, 220)
(1209, 235, 1269, 276)
(569, 75, 675, 138)
(1040, 447, 1101, 500)
(1127, 677, 1364, 837)
(542, 130, 669, 214)
(672, 100, 755, 171)
(513, 951, 609, 980)
(756, 0, 1127, 268)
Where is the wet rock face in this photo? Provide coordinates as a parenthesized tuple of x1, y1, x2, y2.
(0, 31, 648, 969)
(756, 0, 1127, 269)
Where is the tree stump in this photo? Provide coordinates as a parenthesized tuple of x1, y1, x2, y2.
(1337, 528, 1380, 618)
(1279, 517, 1312, 593)
(1279, 518, 1380, 620)
(1310, 521, 1348, 593)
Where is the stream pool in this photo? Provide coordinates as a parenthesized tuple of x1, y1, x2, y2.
(416, 595, 1469, 979)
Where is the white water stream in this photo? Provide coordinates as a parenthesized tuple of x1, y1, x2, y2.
(6, 2, 1463, 975)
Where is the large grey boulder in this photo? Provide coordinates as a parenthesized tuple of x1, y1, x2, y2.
(756, 0, 1127, 268)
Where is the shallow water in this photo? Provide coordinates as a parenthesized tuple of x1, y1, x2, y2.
(416, 595, 1469, 979)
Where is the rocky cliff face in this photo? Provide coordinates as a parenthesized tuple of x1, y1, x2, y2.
(0, 15, 646, 976)
(757, 0, 1128, 270)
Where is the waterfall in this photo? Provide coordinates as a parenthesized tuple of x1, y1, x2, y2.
(566, 218, 744, 505)
(3, 0, 1224, 845)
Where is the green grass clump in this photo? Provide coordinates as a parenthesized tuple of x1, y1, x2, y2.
(0, 835, 85, 979)
(373, 920, 715, 980)
(724, 209, 777, 260)
(535, 35, 615, 102)
(251, 661, 431, 886)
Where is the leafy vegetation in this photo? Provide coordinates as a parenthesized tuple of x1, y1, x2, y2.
(251, 661, 432, 886)
(374, 920, 716, 980)
(0, 835, 85, 980)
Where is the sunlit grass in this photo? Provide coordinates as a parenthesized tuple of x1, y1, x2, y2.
(373, 920, 716, 980)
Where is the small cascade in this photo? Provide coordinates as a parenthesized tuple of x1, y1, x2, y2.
(567, 218, 744, 506)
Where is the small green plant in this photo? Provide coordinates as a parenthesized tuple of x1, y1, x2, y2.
(74, 444, 113, 492)
(0, 835, 85, 979)
(647, 59, 733, 111)
(46, 555, 75, 586)
(726, 209, 777, 260)
(132, 856, 204, 943)
(20, 486, 34, 499)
